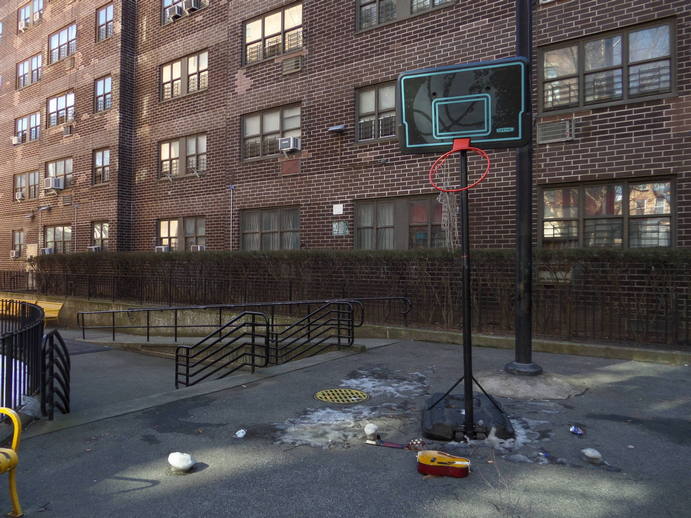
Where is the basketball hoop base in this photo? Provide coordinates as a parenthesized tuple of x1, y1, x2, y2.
(504, 360, 543, 377)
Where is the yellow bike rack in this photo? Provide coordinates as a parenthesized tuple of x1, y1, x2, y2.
(0, 408, 22, 517)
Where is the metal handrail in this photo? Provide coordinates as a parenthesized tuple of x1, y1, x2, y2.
(41, 330, 71, 420)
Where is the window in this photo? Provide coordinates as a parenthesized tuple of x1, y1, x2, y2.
(358, 0, 452, 30)
(92, 222, 109, 250)
(356, 196, 444, 249)
(357, 83, 396, 141)
(161, 50, 207, 100)
(244, 4, 303, 64)
(162, 0, 208, 23)
(158, 219, 178, 249)
(95, 76, 112, 112)
(184, 217, 206, 250)
(541, 180, 673, 248)
(47, 92, 75, 126)
(13, 172, 39, 200)
(12, 231, 25, 257)
(46, 158, 74, 188)
(16, 54, 42, 88)
(15, 112, 41, 143)
(93, 149, 110, 184)
(541, 21, 674, 112)
(160, 134, 207, 177)
(97, 4, 114, 41)
(45, 225, 72, 254)
(243, 105, 301, 158)
(49, 24, 77, 63)
(241, 208, 299, 250)
(18, 0, 43, 30)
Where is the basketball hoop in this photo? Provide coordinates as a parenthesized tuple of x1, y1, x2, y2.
(428, 138, 491, 193)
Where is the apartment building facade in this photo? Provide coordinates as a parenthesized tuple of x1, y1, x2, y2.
(0, 0, 688, 267)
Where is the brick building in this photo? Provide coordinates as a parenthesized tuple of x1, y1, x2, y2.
(1, 0, 688, 267)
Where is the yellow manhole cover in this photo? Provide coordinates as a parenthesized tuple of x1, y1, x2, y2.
(314, 388, 369, 404)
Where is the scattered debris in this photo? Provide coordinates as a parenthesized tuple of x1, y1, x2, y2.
(627, 444, 635, 449)
(168, 452, 197, 473)
(580, 448, 603, 465)
(569, 425, 585, 436)
(364, 423, 378, 440)
(234, 429, 247, 439)
(504, 454, 533, 464)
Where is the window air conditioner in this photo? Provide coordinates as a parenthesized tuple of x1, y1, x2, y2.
(154, 245, 170, 253)
(63, 125, 74, 136)
(39, 248, 54, 255)
(87, 245, 101, 253)
(184, 0, 201, 13)
(190, 244, 205, 252)
(44, 177, 64, 190)
(167, 5, 184, 21)
(11, 136, 21, 145)
(278, 137, 301, 153)
(18, 21, 28, 32)
(15, 192, 25, 201)
(32, 11, 42, 23)
(10, 250, 20, 259)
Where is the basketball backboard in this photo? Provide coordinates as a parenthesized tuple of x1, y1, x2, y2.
(397, 57, 529, 153)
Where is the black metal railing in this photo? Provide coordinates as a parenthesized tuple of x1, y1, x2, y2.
(0, 300, 44, 411)
(41, 330, 71, 420)
(175, 312, 269, 389)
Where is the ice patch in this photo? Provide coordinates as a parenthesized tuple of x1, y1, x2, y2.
(339, 367, 428, 399)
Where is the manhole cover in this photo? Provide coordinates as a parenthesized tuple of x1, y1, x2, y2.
(314, 388, 369, 404)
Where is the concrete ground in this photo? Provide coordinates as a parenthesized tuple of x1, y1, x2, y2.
(9, 338, 691, 518)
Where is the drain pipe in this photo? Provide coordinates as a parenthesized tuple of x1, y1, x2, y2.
(228, 184, 236, 250)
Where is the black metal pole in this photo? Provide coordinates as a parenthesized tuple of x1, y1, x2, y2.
(459, 149, 475, 435)
(506, 0, 542, 376)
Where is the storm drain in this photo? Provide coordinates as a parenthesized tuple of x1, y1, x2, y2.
(314, 388, 369, 404)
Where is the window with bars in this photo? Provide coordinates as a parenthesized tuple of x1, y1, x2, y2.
(47, 92, 75, 126)
(12, 231, 25, 257)
(13, 172, 39, 200)
(46, 158, 74, 188)
(18, 0, 43, 30)
(161, 50, 208, 100)
(95, 76, 112, 112)
(92, 222, 109, 250)
(356, 196, 444, 250)
(93, 149, 110, 184)
(541, 21, 674, 112)
(541, 180, 673, 249)
(357, 82, 396, 141)
(241, 208, 300, 251)
(15, 112, 41, 143)
(243, 105, 300, 159)
(97, 4, 114, 41)
(160, 134, 207, 177)
(358, 0, 453, 30)
(45, 225, 72, 254)
(49, 24, 77, 63)
(16, 54, 42, 88)
(244, 4, 303, 65)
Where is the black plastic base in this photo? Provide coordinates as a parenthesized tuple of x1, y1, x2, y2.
(421, 393, 515, 442)
(504, 361, 543, 376)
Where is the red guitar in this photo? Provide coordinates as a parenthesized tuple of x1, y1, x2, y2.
(416, 450, 471, 478)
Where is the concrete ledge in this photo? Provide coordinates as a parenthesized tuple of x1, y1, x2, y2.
(356, 324, 691, 366)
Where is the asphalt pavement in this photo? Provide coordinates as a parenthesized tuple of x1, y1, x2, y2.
(9, 337, 691, 518)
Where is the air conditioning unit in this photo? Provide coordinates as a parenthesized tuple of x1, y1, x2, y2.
(167, 5, 184, 21)
(18, 20, 28, 32)
(190, 244, 205, 252)
(87, 245, 101, 253)
(32, 11, 42, 23)
(15, 192, 25, 201)
(154, 245, 170, 253)
(278, 137, 301, 153)
(539, 0, 557, 3)
(63, 125, 74, 136)
(11, 136, 21, 145)
(10, 250, 20, 259)
(184, 0, 201, 13)
(39, 247, 54, 255)
(44, 177, 64, 190)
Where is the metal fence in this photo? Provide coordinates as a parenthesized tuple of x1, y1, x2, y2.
(0, 299, 44, 410)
